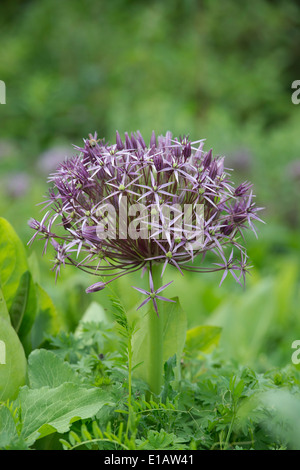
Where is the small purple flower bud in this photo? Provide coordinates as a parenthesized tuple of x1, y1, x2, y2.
(136, 130, 146, 149)
(51, 238, 61, 252)
(86, 281, 106, 293)
(183, 142, 191, 159)
(203, 149, 212, 168)
(216, 157, 224, 177)
(221, 223, 234, 236)
(116, 131, 124, 150)
(150, 130, 157, 148)
(82, 226, 102, 243)
(124, 132, 132, 149)
(173, 142, 182, 158)
(28, 218, 42, 231)
(164, 131, 172, 148)
(209, 160, 218, 180)
(153, 153, 164, 171)
(234, 181, 253, 197)
(130, 133, 138, 149)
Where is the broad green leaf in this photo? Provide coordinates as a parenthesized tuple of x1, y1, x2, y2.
(0, 405, 19, 448)
(232, 379, 245, 399)
(0, 218, 28, 311)
(161, 355, 177, 403)
(75, 301, 109, 337)
(0, 317, 27, 401)
(30, 285, 61, 349)
(27, 349, 81, 388)
(27, 251, 40, 285)
(274, 260, 298, 325)
(185, 325, 222, 355)
(208, 278, 277, 365)
(18, 383, 113, 446)
(0, 287, 10, 323)
(162, 298, 187, 364)
(132, 297, 187, 385)
(9, 271, 37, 339)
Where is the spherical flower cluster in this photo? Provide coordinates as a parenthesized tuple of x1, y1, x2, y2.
(29, 130, 263, 313)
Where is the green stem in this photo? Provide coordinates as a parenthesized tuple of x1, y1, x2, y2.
(147, 264, 164, 398)
(126, 329, 134, 436)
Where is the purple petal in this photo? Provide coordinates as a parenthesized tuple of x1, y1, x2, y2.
(137, 297, 151, 311)
(219, 270, 228, 287)
(152, 297, 158, 315)
(150, 130, 156, 148)
(149, 269, 154, 292)
(132, 286, 150, 295)
(155, 295, 176, 303)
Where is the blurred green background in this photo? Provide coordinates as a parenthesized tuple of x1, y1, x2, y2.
(0, 0, 300, 372)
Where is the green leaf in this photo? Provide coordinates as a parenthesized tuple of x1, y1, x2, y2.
(162, 298, 187, 364)
(0, 317, 27, 401)
(137, 429, 187, 450)
(163, 355, 176, 382)
(27, 349, 81, 388)
(0, 218, 28, 311)
(274, 260, 298, 326)
(9, 271, 37, 339)
(185, 325, 222, 355)
(18, 383, 113, 446)
(27, 251, 40, 285)
(132, 297, 187, 385)
(161, 355, 177, 403)
(208, 278, 277, 365)
(0, 405, 19, 448)
(233, 379, 245, 399)
(30, 285, 61, 349)
(75, 301, 109, 338)
(147, 429, 175, 449)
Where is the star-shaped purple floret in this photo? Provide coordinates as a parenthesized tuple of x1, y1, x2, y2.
(132, 270, 175, 315)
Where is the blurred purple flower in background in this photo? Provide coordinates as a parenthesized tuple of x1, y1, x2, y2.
(37, 145, 74, 174)
(6, 172, 30, 199)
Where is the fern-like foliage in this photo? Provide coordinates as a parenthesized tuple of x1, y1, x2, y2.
(59, 420, 146, 450)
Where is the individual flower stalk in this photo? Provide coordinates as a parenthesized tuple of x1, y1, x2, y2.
(29, 130, 263, 396)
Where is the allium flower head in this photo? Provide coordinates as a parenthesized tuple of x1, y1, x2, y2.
(29, 130, 263, 313)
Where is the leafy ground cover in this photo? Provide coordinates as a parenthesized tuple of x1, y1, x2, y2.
(2, 294, 300, 450)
